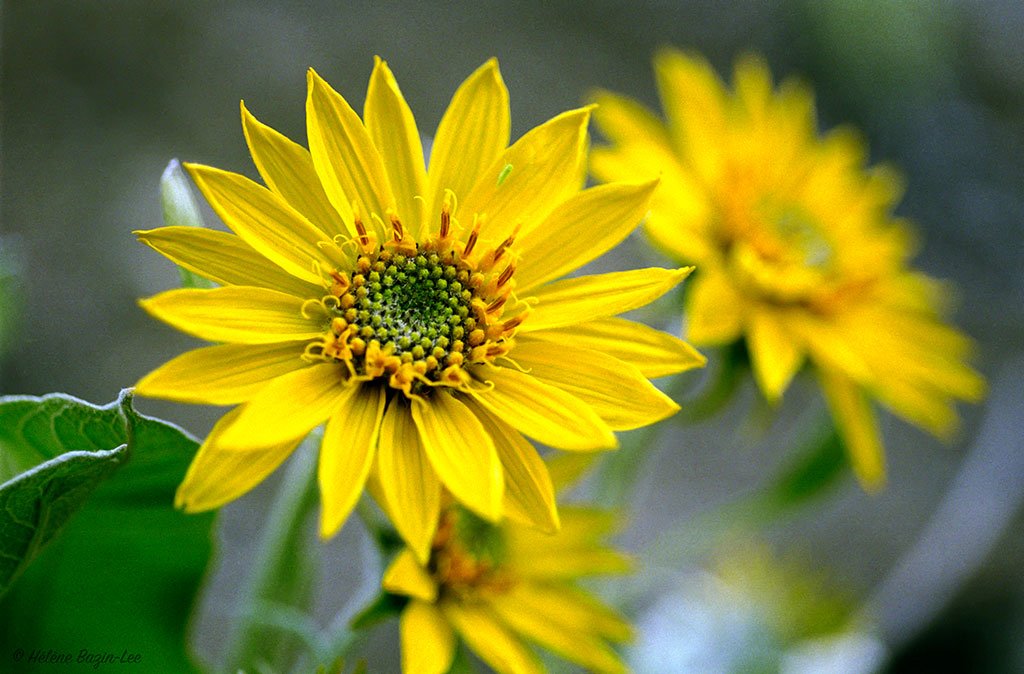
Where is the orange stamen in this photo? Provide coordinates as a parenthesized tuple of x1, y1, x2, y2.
(390, 213, 405, 241)
(464, 215, 483, 257)
(496, 262, 515, 288)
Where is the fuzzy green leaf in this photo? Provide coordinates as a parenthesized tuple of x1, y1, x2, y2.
(0, 389, 213, 672)
(0, 392, 134, 593)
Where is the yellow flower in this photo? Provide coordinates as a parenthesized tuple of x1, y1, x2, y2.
(134, 58, 705, 554)
(383, 495, 633, 674)
(590, 49, 984, 489)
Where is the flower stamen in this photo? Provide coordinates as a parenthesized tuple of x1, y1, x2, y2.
(307, 204, 527, 396)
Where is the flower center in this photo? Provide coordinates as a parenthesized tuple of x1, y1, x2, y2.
(769, 204, 833, 269)
(429, 507, 513, 600)
(344, 249, 472, 362)
(719, 195, 854, 310)
(306, 209, 527, 396)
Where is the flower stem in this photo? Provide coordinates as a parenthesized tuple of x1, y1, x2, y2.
(221, 433, 321, 673)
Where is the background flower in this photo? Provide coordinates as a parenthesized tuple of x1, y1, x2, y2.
(589, 49, 984, 488)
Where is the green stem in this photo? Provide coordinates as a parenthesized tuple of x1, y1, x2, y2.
(221, 435, 321, 673)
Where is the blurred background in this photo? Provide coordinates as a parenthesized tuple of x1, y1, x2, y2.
(2, 0, 1023, 672)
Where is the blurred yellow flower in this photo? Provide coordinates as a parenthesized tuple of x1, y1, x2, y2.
(590, 49, 984, 488)
(383, 497, 633, 674)
(134, 57, 704, 553)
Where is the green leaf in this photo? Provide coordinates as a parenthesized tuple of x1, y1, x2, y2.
(160, 158, 215, 289)
(0, 393, 132, 592)
(0, 447, 127, 591)
(0, 390, 214, 672)
(753, 423, 847, 518)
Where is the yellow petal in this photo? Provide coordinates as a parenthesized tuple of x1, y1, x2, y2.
(411, 393, 504, 522)
(790, 312, 873, 383)
(175, 408, 300, 512)
(652, 48, 727, 182)
(747, 309, 804, 401)
(489, 591, 628, 674)
(465, 399, 560, 533)
(734, 53, 774, 123)
(870, 371, 960, 439)
(847, 307, 984, 403)
(217, 363, 349, 449)
(643, 201, 715, 263)
(590, 88, 672, 148)
(425, 58, 509, 225)
(684, 270, 745, 344)
(511, 338, 679, 430)
(590, 144, 714, 263)
(185, 163, 340, 284)
(138, 286, 324, 344)
(383, 549, 438, 602)
(818, 369, 886, 490)
(503, 583, 633, 643)
(442, 603, 545, 674)
(401, 601, 455, 674)
(506, 508, 630, 580)
(240, 102, 351, 237)
(545, 452, 600, 493)
(514, 179, 659, 292)
(522, 266, 693, 332)
(318, 384, 386, 537)
(135, 226, 322, 298)
(461, 107, 591, 252)
(135, 342, 307, 405)
(377, 397, 441, 563)
(525, 317, 706, 378)
(509, 506, 621, 553)
(470, 366, 616, 450)
(878, 301, 976, 361)
(588, 89, 714, 256)
(306, 68, 394, 232)
(365, 57, 427, 235)
(511, 550, 633, 580)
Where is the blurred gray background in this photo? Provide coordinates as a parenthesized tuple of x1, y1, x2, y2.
(3, 0, 1023, 671)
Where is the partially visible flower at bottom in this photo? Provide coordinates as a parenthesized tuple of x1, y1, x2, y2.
(383, 497, 633, 674)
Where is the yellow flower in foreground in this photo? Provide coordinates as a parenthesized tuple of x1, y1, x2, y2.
(134, 58, 704, 554)
(383, 497, 633, 674)
(590, 50, 984, 488)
